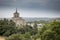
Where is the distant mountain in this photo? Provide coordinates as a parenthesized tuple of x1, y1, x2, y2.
(0, 17, 60, 22)
(23, 17, 60, 22)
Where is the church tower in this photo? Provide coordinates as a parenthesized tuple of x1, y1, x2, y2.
(12, 8, 26, 27)
(14, 8, 19, 18)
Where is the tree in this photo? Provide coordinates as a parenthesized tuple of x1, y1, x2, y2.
(41, 30, 56, 40)
(6, 34, 25, 40)
(33, 23, 38, 35)
(39, 20, 60, 40)
(6, 33, 32, 40)
(0, 19, 17, 36)
(24, 32, 31, 40)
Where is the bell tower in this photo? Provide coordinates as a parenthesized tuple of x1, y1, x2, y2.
(14, 8, 19, 18)
(12, 8, 26, 26)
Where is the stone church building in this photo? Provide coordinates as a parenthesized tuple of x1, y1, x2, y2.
(12, 9, 26, 26)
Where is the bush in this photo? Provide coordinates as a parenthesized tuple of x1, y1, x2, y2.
(6, 33, 32, 40)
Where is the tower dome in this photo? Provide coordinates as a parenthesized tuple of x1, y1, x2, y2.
(14, 8, 19, 18)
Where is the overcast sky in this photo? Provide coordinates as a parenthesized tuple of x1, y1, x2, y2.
(0, 0, 60, 18)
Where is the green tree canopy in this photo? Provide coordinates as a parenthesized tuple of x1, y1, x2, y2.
(0, 18, 17, 36)
(40, 20, 60, 40)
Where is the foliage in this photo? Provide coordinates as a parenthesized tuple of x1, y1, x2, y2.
(0, 18, 38, 36)
(17, 24, 38, 35)
(40, 20, 60, 40)
(6, 33, 32, 40)
(0, 18, 17, 36)
(0, 18, 38, 40)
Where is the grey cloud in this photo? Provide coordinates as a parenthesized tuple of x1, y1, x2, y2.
(47, 0, 60, 11)
(0, 0, 60, 11)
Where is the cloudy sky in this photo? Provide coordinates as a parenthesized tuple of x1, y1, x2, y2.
(0, 0, 60, 18)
